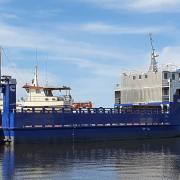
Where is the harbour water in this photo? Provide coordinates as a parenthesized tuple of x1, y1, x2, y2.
(1, 138, 180, 180)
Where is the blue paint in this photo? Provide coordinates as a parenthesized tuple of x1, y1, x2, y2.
(1, 76, 16, 141)
(1, 76, 180, 143)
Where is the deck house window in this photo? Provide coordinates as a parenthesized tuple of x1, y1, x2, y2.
(163, 88, 169, 96)
(176, 89, 180, 96)
(172, 73, 175, 80)
(145, 75, 148, 78)
(164, 72, 168, 79)
(133, 76, 136, 80)
(36, 89, 40, 94)
(139, 75, 142, 79)
(44, 89, 53, 96)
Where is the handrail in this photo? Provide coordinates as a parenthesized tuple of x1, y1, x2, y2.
(12, 106, 164, 114)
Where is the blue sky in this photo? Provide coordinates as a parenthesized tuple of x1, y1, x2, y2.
(1, 0, 180, 107)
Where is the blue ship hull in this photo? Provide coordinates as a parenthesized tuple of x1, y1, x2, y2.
(1, 101, 180, 143)
(7, 125, 180, 143)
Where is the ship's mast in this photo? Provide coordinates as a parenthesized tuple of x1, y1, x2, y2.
(148, 33, 158, 72)
(32, 49, 39, 87)
(45, 58, 48, 87)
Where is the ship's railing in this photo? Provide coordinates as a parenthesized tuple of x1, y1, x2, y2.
(10, 107, 170, 129)
(13, 106, 163, 114)
(18, 122, 171, 129)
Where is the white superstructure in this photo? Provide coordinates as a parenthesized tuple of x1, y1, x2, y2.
(115, 35, 180, 105)
(18, 66, 72, 107)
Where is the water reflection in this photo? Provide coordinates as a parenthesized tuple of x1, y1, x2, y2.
(1, 138, 180, 179)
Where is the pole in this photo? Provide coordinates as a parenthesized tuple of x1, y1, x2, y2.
(169, 78, 171, 102)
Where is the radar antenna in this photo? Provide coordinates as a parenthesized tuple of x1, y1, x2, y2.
(148, 33, 158, 72)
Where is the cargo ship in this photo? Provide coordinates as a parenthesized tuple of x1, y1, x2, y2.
(1, 35, 180, 143)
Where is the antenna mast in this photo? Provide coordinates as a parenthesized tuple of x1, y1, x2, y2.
(32, 49, 39, 86)
(148, 33, 158, 72)
(45, 57, 48, 87)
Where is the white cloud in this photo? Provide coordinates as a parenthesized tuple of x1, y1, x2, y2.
(80, 0, 180, 12)
(159, 46, 180, 67)
(0, 21, 146, 81)
(32, 9, 63, 18)
(129, 0, 180, 12)
(0, 13, 19, 20)
(80, 22, 172, 35)
(0, 22, 126, 61)
(61, 57, 121, 77)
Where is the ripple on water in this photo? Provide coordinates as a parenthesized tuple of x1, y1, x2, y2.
(0, 139, 180, 180)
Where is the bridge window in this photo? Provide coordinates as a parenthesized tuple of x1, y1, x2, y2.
(44, 89, 53, 96)
(139, 75, 142, 79)
(164, 72, 168, 79)
(145, 74, 148, 78)
(176, 89, 180, 96)
(172, 73, 175, 80)
(36, 89, 40, 94)
(133, 76, 136, 80)
(163, 88, 169, 95)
